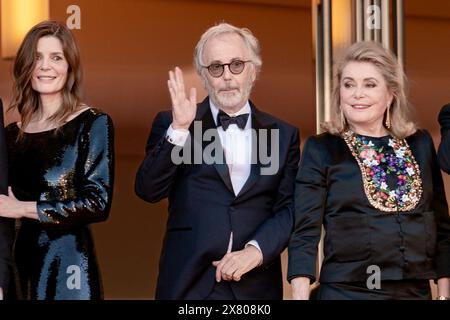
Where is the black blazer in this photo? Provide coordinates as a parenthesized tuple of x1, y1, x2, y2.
(288, 130, 450, 283)
(438, 103, 450, 174)
(135, 97, 300, 299)
(0, 99, 14, 295)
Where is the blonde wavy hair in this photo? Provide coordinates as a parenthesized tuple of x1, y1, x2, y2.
(321, 41, 416, 139)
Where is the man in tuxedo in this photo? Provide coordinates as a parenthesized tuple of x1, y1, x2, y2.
(0, 99, 14, 300)
(135, 23, 300, 299)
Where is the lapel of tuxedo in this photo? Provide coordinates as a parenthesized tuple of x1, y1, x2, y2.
(190, 97, 234, 194)
(236, 101, 277, 198)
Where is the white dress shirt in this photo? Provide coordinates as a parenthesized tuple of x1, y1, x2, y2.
(210, 100, 252, 196)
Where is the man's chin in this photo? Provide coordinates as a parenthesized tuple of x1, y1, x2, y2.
(215, 96, 244, 108)
(217, 101, 243, 110)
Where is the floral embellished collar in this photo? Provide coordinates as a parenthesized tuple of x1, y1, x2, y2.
(342, 130, 423, 212)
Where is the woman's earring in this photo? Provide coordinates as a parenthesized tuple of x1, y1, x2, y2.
(385, 106, 391, 129)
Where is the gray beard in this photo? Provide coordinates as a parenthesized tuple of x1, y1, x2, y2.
(206, 81, 254, 112)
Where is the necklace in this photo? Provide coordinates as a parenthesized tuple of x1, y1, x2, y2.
(342, 130, 422, 212)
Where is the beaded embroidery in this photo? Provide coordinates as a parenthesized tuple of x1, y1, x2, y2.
(342, 130, 422, 212)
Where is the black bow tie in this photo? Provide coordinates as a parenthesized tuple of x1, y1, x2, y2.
(216, 110, 249, 131)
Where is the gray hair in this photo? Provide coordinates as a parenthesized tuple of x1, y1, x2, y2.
(193, 22, 262, 76)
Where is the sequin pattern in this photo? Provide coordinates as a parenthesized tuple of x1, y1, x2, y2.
(343, 130, 423, 212)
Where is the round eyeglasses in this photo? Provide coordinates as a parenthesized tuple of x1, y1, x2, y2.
(202, 60, 252, 78)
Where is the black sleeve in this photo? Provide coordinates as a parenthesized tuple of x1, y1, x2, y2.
(134, 111, 181, 203)
(425, 130, 450, 278)
(0, 99, 7, 194)
(37, 114, 115, 227)
(287, 136, 327, 283)
(437, 103, 450, 173)
(252, 127, 300, 266)
(0, 217, 14, 293)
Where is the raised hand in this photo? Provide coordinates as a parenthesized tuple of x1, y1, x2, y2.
(167, 67, 197, 130)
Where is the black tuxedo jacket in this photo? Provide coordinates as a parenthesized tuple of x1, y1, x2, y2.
(288, 130, 450, 284)
(438, 103, 450, 174)
(0, 99, 14, 295)
(135, 97, 300, 299)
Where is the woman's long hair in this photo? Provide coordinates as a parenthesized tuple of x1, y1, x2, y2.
(9, 20, 83, 137)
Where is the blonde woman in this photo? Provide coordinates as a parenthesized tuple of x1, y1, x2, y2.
(288, 42, 450, 300)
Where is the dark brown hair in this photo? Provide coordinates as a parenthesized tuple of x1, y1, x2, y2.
(9, 20, 83, 136)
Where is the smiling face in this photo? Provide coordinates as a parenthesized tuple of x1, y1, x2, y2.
(340, 61, 393, 134)
(31, 36, 69, 99)
(201, 33, 256, 113)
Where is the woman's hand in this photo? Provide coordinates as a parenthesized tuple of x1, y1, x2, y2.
(0, 187, 38, 220)
(291, 276, 311, 300)
(437, 277, 450, 299)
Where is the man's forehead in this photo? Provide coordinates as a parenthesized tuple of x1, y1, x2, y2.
(203, 33, 249, 62)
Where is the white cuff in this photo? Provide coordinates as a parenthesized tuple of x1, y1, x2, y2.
(166, 125, 190, 147)
(246, 240, 263, 266)
(246, 240, 262, 252)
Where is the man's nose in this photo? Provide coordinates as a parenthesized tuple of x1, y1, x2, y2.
(222, 65, 232, 80)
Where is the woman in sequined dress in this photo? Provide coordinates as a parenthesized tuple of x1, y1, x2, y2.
(288, 42, 450, 300)
(0, 21, 114, 300)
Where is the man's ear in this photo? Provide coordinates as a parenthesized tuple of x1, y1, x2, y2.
(250, 64, 257, 82)
(200, 71, 208, 89)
